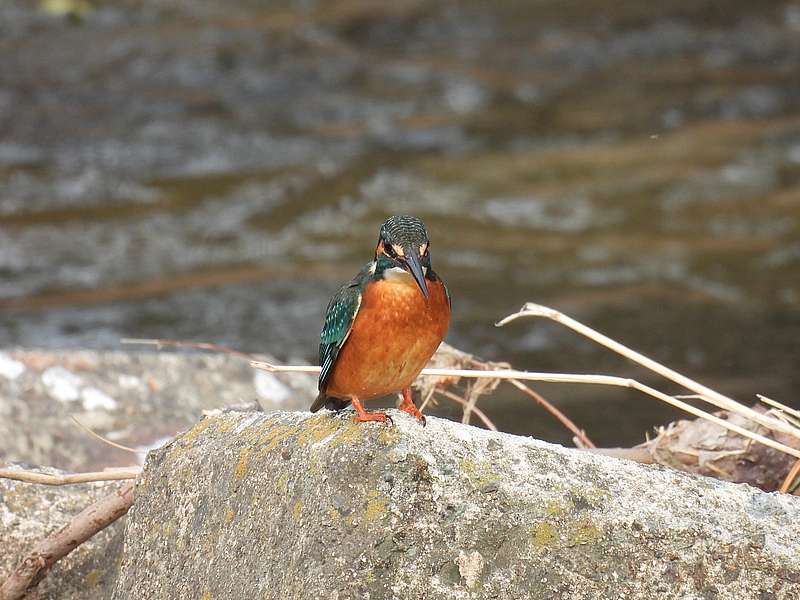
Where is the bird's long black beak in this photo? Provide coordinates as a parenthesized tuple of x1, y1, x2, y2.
(403, 251, 429, 299)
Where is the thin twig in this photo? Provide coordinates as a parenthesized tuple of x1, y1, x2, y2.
(496, 303, 800, 443)
(70, 416, 140, 454)
(507, 379, 595, 448)
(418, 387, 436, 412)
(0, 468, 141, 486)
(436, 389, 498, 431)
(121, 337, 260, 361)
(0, 482, 134, 600)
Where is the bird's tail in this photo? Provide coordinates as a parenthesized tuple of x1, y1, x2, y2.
(310, 392, 351, 413)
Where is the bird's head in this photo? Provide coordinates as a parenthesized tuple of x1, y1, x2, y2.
(375, 215, 431, 298)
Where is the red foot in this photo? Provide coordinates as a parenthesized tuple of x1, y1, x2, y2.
(399, 388, 426, 426)
(351, 396, 393, 425)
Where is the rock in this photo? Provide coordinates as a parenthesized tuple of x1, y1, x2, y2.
(0, 349, 315, 472)
(0, 469, 125, 600)
(114, 411, 800, 599)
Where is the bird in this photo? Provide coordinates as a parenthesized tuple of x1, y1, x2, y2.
(310, 215, 451, 425)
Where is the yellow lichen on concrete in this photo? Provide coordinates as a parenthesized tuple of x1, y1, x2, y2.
(293, 499, 304, 522)
(297, 415, 341, 446)
(531, 522, 558, 547)
(272, 472, 289, 497)
(326, 506, 341, 522)
(378, 426, 401, 446)
(181, 418, 215, 444)
(214, 417, 237, 434)
(234, 447, 251, 480)
(328, 421, 366, 448)
(200, 592, 212, 600)
(85, 569, 100, 587)
(258, 423, 301, 454)
(458, 459, 498, 488)
(544, 499, 566, 516)
(364, 489, 388, 523)
(570, 519, 603, 545)
(224, 507, 235, 525)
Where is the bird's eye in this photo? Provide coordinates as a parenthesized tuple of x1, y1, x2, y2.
(384, 243, 396, 257)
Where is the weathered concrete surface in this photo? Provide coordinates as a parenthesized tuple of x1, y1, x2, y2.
(114, 411, 800, 600)
(0, 469, 125, 600)
(0, 349, 315, 471)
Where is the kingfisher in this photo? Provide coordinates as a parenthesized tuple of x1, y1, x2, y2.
(310, 215, 451, 425)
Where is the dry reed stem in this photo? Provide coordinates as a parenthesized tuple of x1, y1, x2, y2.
(758, 394, 800, 420)
(127, 336, 800, 459)
(780, 459, 800, 494)
(250, 361, 800, 459)
(0, 468, 141, 485)
(126, 338, 586, 442)
(496, 303, 800, 444)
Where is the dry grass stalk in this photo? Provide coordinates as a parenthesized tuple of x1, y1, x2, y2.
(780, 459, 800, 494)
(127, 332, 799, 463)
(757, 394, 800, 418)
(496, 303, 800, 445)
(70, 416, 140, 454)
(122, 338, 590, 445)
(249, 359, 800, 460)
(0, 468, 141, 485)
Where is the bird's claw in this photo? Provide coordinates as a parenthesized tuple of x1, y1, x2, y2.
(353, 411, 393, 425)
(399, 403, 426, 426)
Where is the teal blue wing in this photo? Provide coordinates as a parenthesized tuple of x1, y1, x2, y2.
(317, 279, 363, 394)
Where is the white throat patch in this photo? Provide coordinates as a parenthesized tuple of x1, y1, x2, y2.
(383, 265, 427, 281)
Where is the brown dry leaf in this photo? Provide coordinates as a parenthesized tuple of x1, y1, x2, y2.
(642, 405, 799, 492)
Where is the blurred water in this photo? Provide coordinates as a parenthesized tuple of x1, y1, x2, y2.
(1, 0, 798, 445)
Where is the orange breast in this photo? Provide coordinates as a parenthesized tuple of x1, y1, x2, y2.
(325, 277, 450, 401)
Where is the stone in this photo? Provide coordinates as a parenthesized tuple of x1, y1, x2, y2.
(0, 349, 315, 472)
(113, 410, 800, 599)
